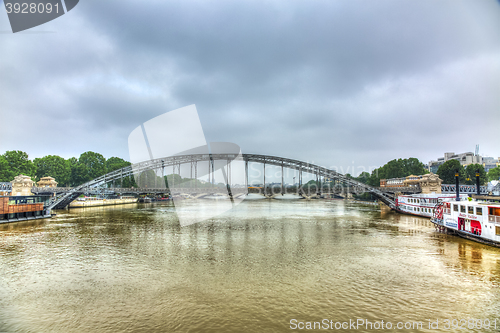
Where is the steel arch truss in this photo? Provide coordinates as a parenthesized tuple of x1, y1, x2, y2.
(46, 153, 397, 210)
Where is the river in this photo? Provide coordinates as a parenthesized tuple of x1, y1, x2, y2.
(0, 198, 499, 332)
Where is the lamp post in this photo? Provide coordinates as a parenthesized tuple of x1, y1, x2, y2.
(475, 170, 480, 196)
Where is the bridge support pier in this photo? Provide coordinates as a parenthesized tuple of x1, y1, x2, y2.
(245, 160, 248, 189)
(263, 160, 266, 191)
(281, 163, 284, 195)
(299, 168, 302, 187)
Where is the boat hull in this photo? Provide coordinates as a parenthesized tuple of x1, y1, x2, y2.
(431, 218, 500, 248)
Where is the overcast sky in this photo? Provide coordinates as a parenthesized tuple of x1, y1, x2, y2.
(0, 0, 499, 176)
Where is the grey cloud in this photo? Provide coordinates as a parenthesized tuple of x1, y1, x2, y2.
(0, 0, 499, 171)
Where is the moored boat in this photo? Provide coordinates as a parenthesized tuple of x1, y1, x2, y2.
(69, 195, 138, 208)
(0, 195, 52, 224)
(431, 198, 500, 247)
(395, 193, 469, 218)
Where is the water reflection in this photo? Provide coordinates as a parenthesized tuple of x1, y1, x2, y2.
(0, 200, 498, 333)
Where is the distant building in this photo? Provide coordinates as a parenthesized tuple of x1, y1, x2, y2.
(37, 176, 58, 188)
(380, 175, 423, 188)
(380, 177, 405, 187)
(380, 173, 442, 193)
(489, 181, 500, 196)
(11, 175, 34, 196)
(482, 157, 500, 173)
(419, 173, 442, 194)
(0, 182, 11, 196)
(404, 175, 421, 187)
(428, 152, 498, 173)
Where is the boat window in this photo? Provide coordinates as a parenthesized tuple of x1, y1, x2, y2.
(476, 207, 482, 216)
(489, 207, 500, 216)
(468, 207, 474, 214)
(453, 205, 458, 212)
(497, 226, 500, 236)
(460, 206, 466, 213)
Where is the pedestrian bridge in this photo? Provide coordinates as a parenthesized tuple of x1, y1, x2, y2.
(44, 153, 397, 210)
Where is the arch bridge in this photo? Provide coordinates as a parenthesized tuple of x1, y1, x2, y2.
(45, 154, 397, 210)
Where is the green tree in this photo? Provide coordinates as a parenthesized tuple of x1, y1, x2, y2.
(464, 164, 487, 185)
(106, 157, 136, 187)
(135, 170, 161, 188)
(34, 155, 71, 186)
(355, 171, 370, 184)
(367, 167, 383, 187)
(0, 155, 14, 182)
(366, 157, 428, 187)
(79, 151, 106, 180)
(2, 150, 36, 179)
(402, 157, 428, 176)
(488, 166, 500, 181)
(165, 174, 183, 188)
(106, 157, 131, 172)
(384, 159, 405, 179)
(436, 160, 465, 184)
(68, 157, 90, 186)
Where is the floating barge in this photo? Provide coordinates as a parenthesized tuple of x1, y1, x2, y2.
(69, 196, 138, 208)
(0, 195, 52, 224)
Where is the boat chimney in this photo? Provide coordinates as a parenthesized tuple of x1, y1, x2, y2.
(476, 171, 480, 196)
(455, 171, 460, 201)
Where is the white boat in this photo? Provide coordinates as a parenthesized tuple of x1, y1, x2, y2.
(431, 198, 500, 247)
(395, 193, 469, 218)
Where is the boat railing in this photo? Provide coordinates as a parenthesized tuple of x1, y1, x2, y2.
(432, 218, 444, 226)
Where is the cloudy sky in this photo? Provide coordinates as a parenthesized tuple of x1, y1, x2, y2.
(0, 0, 499, 176)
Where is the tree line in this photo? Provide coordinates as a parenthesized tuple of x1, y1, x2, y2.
(0, 150, 224, 189)
(345, 157, 429, 186)
(346, 157, 499, 186)
(0, 150, 134, 187)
